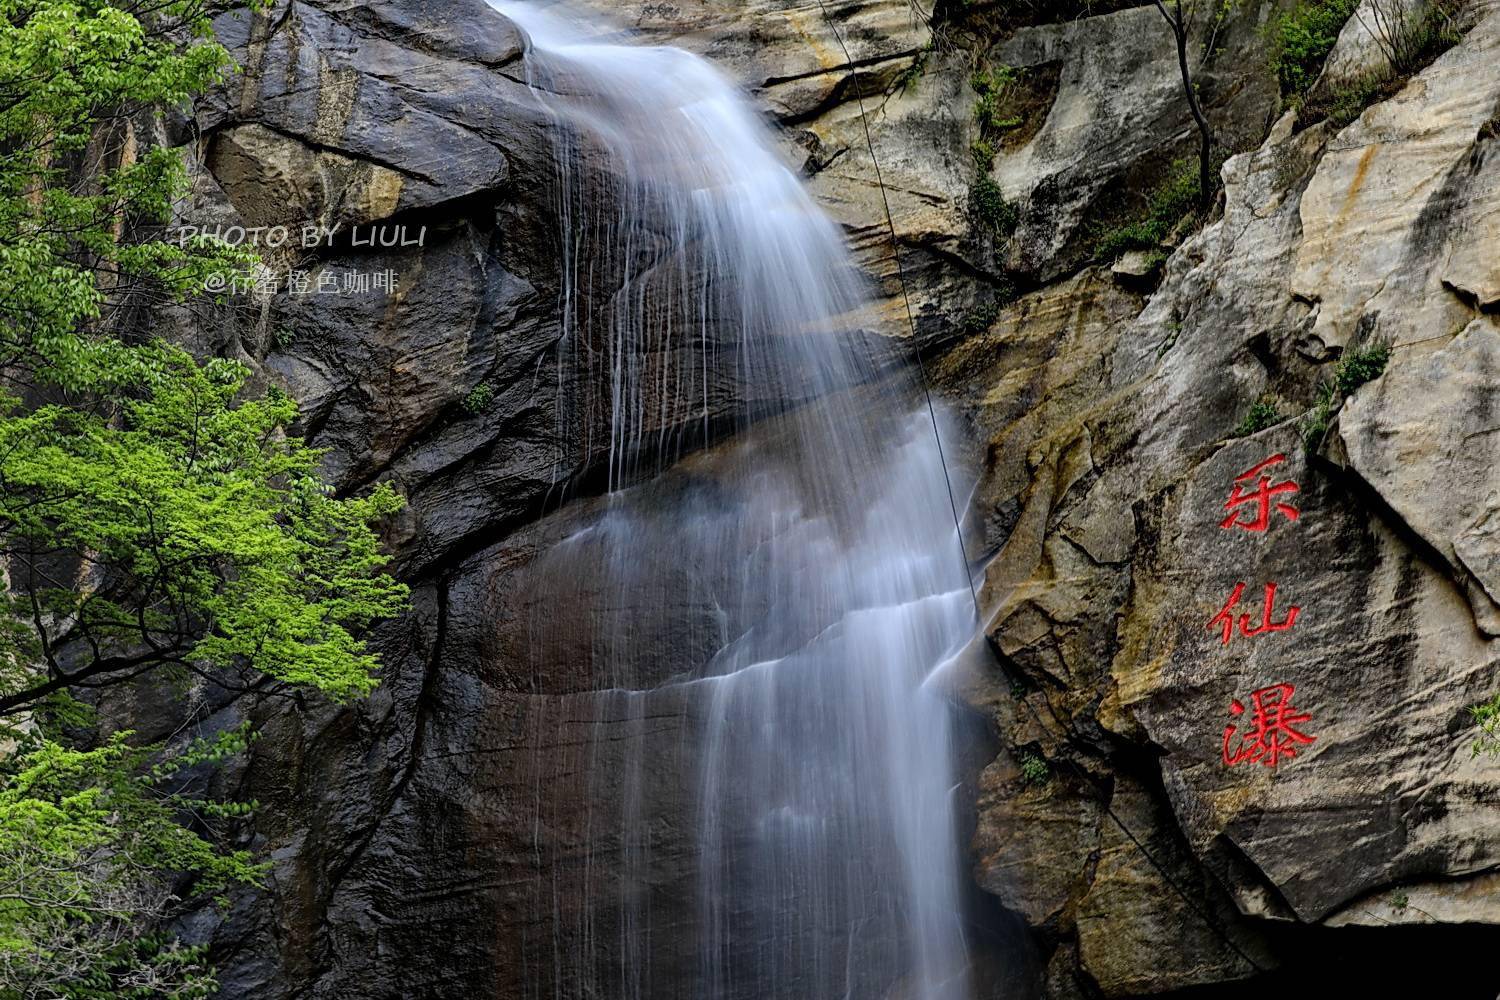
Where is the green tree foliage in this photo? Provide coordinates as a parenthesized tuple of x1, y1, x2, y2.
(0, 728, 263, 998)
(0, 2, 410, 995)
(970, 65, 1022, 137)
(1269, 0, 1361, 96)
(1300, 342, 1395, 453)
(0, 0, 252, 384)
(1018, 751, 1050, 786)
(1471, 697, 1500, 756)
(0, 347, 408, 714)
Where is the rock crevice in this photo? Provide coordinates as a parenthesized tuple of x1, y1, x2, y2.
(166, 0, 1500, 996)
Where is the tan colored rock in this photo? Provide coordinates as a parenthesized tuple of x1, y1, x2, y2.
(956, 11, 1500, 986)
(208, 123, 406, 232)
(1110, 248, 1162, 284)
(935, 269, 1142, 506)
(1318, 0, 1429, 90)
(1292, 12, 1500, 356)
(934, 272, 1142, 723)
(1117, 429, 1500, 921)
(972, 751, 1103, 927)
(802, 56, 975, 331)
(991, 5, 1185, 277)
(1076, 780, 1269, 995)
(963, 109, 1323, 714)
(1326, 870, 1500, 926)
(587, 0, 927, 121)
(990, 1, 1280, 281)
(1340, 316, 1500, 633)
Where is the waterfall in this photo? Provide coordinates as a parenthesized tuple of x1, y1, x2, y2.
(489, 4, 986, 997)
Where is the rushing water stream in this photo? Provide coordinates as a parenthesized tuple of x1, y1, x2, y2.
(490, 4, 986, 997)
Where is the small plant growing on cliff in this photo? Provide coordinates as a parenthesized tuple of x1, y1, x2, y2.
(970, 176, 1019, 236)
(463, 381, 497, 413)
(971, 137, 997, 171)
(1301, 382, 1338, 455)
(896, 40, 934, 93)
(962, 302, 1001, 334)
(1298, 341, 1390, 455)
(1469, 696, 1500, 756)
(966, 63, 1029, 251)
(1232, 395, 1284, 437)
(971, 65, 1023, 134)
(1391, 890, 1410, 910)
(1294, 0, 1466, 126)
(1094, 158, 1203, 261)
(1019, 751, 1051, 786)
(1322, 72, 1390, 127)
(1334, 342, 1392, 394)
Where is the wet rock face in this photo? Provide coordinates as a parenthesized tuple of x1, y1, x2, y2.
(195, 0, 895, 579)
(213, 416, 1027, 1000)
(188, 4, 1008, 996)
(196, 0, 576, 578)
(174, 0, 1500, 997)
(180, 2, 724, 994)
(569, 0, 976, 343)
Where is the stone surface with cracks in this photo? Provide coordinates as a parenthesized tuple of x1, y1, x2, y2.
(130, 0, 1500, 996)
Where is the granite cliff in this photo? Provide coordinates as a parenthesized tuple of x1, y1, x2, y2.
(155, 0, 1500, 995)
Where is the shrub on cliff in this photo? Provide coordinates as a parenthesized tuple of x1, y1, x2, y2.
(1093, 157, 1203, 261)
(1270, 0, 1361, 95)
(1334, 342, 1392, 394)
(0, 1, 409, 996)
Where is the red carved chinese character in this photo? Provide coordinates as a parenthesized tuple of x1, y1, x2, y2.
(1208, 582, 1300, 645)
(1223, 683, 1316, 768)
(1220, 454, 1300, 533)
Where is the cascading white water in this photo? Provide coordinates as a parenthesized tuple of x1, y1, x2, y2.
(491, 3, 985, 997)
